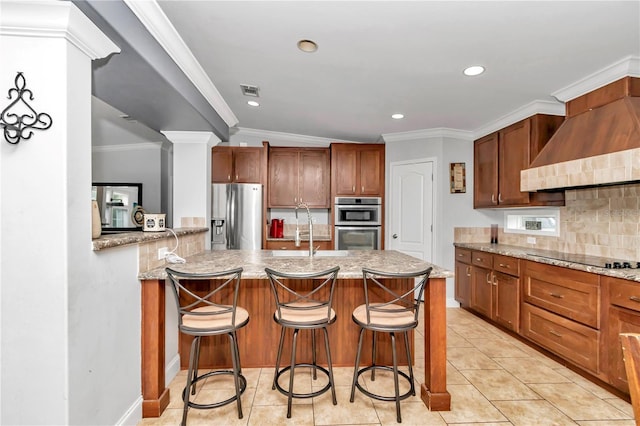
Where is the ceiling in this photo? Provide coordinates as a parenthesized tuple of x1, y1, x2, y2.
(151, 1, 639, 143)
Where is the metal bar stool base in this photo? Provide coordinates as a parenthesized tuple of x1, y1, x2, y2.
(352, 365, 414, 402)
(274, 363, 333, 399)
(182, 370, 247, 410)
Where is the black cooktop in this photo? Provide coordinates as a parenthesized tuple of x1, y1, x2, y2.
(530, 251, 640, 269)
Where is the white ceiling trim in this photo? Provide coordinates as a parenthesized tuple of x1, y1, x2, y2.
(552, 56, 640, 102)
(92, 142, 162, 153)
(123, 0, 239, 128)
(232, 127, 360, 147)
(472, 100, 565, 140)
(162, 130, 220, 147)
(0, 1, 119, 60)
(382, 128, 474, 143)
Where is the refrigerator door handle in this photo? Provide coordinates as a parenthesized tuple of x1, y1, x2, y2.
(227, 185, 234, 248)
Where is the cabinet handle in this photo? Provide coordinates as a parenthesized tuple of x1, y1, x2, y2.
(352, 185, 356, 192)
(466, 266, 471, 277)
(549, 330, 563, 338)
(294, 197, 297, 203)
(361, 186, 364, 192)
(550, 293, 564, 299)
(236, 174, 239, 180)
(486, 273, 491, 284)
(492, 276, 497, 286)
(491, 194, 496, 204)
(458, 253, 464, 257)
(476, 257, 483, 262)
(499, 263, 509, 268)
(499, 193, 503, 203)
(629, 296, 640, 303)
(227, 175, 231, 181)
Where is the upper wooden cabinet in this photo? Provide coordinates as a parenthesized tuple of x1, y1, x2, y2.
(212, 146, 262, 183)
(268, 148, 330, 208)
(331, 143, 385, 197)
(473, 114, 565, 208)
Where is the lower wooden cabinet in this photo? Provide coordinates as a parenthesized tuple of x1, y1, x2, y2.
(603, 276, 640, 393)
(467, 251, 520, 333)
(454, 248, 472, 308)
(521, 302, 599, 373)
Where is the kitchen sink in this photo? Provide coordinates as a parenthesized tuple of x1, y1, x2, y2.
(268, 250, 350, 257)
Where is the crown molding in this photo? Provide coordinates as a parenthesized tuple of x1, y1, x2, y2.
(0, 1, 119, 60)
(552, 55, 640, 102)
(231, 127, 359, 147)
(382, 128, 473, 143)
(92, 142, 162, 153)
(472, 100, 565, 139)
(123, 0, 238, 127)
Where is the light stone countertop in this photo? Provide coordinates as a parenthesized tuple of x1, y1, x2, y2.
(138, 249, 453, 280)
(92, 227, 208, 251)
(454, 242, 640, 283)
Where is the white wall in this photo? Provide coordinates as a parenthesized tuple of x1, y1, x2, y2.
(385, 134, 502, 303)
(0, 2, 141, 424)
(92, 144, 163, 214)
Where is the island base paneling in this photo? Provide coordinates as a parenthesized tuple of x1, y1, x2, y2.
(178, 277, 414, 369)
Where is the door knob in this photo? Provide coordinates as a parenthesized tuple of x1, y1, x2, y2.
(392, 234, 398, 239)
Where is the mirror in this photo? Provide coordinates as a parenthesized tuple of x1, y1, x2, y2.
(92, 183, 143, 233)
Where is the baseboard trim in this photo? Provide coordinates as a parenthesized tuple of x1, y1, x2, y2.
(116, 396, 143, 426)
(166, 353, 181, 386)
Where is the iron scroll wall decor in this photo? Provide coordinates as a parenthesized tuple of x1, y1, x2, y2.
(0, 72, 53, 144)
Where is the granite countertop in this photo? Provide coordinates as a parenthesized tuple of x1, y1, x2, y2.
(454, 242, 640, 283)
(93, 227, 208, 251)
(139, 249, 453, 280)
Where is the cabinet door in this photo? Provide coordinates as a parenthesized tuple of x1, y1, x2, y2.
(498, 119, 531, 205)
(473, 133, 499, 208)
(233, 148, 262, 183)
(268, 150, 298, 207)
(359, 147, 383, 196)
(494, 271, 519, 332)
(333, 148, 358, 195)
(299, 149, 330, 207)
(212, 147, 233, 183)
(455, 261, 471, 308)
(607, 306, 640, 393)
(471, 266, 493, 319)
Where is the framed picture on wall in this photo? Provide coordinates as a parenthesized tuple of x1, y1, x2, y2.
(450, 162, 466, 193)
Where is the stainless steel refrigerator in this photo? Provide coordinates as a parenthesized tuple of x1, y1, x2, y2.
(211, 183, 263, 250)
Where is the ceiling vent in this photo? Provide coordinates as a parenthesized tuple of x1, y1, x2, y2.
(240, 84, 260, 97)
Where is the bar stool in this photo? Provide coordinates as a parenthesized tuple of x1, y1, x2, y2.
(265, 266, 340, 418)
(165, 267, 249, 426)
(349, 267, 433, 423)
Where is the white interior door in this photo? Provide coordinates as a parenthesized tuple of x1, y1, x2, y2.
(389, 160, 434, 264)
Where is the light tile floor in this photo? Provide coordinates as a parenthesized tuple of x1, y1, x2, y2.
(139, 308, 636, 425)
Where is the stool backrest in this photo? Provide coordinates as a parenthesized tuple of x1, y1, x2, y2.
(165, 267, 244, 332)
(265, 266, 340, 327)
(361, 267, 433, 327)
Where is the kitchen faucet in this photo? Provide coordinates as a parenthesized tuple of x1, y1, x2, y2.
(294, 202, 314, 257)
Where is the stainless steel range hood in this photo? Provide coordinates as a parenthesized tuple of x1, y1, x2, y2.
(522, 77, 640, 191)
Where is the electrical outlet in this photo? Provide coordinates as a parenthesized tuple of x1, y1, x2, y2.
(527, 237, 537, 245)
(158, 247, 169, 260)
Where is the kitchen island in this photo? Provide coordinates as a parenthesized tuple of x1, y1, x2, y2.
(138, 249, 453, 417)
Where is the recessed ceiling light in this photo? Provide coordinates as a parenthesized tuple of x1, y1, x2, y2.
(247, 100, 259, 107)
(297, 39, 318, 53)
(391, 113, 404, 120)
(463, 65, 485, 76)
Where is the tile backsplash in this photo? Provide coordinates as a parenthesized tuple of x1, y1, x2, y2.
(455, 182, 640, 260)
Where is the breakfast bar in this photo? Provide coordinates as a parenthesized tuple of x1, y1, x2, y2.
(138, 249, 453, 417)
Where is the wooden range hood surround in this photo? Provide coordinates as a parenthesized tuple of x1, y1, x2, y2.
(521, 77, 640, 191)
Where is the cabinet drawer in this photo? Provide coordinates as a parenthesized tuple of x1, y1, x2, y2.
(472, 251, 493, 268)
(494, 254, 520, 277)
(521, 303, 599, 373)
(523, 261, 599, 328)
(608, 278, 640, 313)
(455, 248, 472, 264)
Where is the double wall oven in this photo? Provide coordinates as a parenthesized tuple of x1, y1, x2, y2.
(334, 197, 381, 250)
